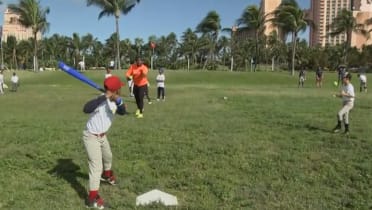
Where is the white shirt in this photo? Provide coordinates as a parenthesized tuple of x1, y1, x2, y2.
(156, 74, 165, 88)
(127, 79, 133, 88)
(359, 74, 367, 83)
(342, 83, 355, 103)
(86, 99, 117, 134)
(0, 74, 3, 84)
(11, 75, 19, 83)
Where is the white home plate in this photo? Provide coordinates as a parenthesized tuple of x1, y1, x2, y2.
(136, 189, 178, 206)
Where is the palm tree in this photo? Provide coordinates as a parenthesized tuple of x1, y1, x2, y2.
(5, 36, 18, 69)
(17, 39, 33, 69)
(328, 9, 366, 63)
(237, 5, 268, 71)
(8, 0, 49, 72)
(180, 28, 198, 69)
(87, 0, 140, 70)
(196, 11, 221, 70)
(71, 33, 83, 67)
(272, 0, 312, 75)
(266, 31, 286, 71)
(134, 37, 144, 55)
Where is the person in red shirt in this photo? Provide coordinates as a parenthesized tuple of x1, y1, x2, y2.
(125, 57, 149, 118)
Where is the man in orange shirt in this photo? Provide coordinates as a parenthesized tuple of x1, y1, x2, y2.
(125, 57, 149, 118)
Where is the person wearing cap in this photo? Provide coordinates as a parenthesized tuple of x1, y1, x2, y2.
(337, 65, 346, 87)
(125, 56, 149, 118)
(357, 73, 367, 93)
(10, 72, 19, 92)
(82, 75, 126, 209)
(332, 72, 355, 135)
(315, 66, 323, 88)
(298, 68, 306, 88)
(156, 68, 166, 101)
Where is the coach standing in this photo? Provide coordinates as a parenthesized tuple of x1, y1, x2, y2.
(126, 56, 149, 118)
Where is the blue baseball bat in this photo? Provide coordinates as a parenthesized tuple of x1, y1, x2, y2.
(58, 61, 105, 92)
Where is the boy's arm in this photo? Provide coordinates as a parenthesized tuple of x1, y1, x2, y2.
(83, 95, 107, 113)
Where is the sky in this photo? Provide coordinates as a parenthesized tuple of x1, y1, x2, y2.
(0, 0, 310, 43)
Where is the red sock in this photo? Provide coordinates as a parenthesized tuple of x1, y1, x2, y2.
(104, 170, 112, 177)
(88, 190, 98, 201)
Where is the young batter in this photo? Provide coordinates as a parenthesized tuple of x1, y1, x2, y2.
(83, 76, 126, 209)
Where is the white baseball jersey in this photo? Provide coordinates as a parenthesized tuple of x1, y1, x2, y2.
(11, 75, 19, 83)
(0, 74, 3, 84)
(156, 74, 165, 88)
(359, 74, 367, 83)
(342, 83, 355, 103)
(86, 98, 117, 134)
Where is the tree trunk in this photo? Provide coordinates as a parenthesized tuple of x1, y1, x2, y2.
(115, 16, 121, 70)
(291, 32, 297, 76)
(344, 30, 352, 64)
(33, 33, 38, 72)
(254, 31, 259, 72)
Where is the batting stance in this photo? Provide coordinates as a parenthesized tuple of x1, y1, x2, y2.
(125, 56, 149, 118)
(82, 76, 126, 209)
(332, 72, 355, 135)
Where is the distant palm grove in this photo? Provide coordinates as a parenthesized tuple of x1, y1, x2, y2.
(2, 0, 372, 73)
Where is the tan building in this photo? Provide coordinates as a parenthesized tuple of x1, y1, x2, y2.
(1, 8, 41, 42)
(351, 0, 372, 48)
(235, 0, 282, 42)
(310, 0, 371, 48)
(310, 0, 351, 47)
(261, 0, 282, 37)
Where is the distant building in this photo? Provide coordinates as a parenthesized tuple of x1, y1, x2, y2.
(261, 0, 282, 37)
(1, 8, 41, 42)
(309, 0, 351, 47)
(234, 0, 282, 42)
(351, 0, 372, 48)
(309, 0, 372, 48)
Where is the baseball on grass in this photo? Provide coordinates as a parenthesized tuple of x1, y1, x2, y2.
(223, 96, 228, 100)
(333, 81, 338, 87)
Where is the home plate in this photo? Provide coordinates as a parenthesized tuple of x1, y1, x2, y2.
(136, 189, 178, 206)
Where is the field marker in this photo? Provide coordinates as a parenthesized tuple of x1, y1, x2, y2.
(136, 189, 178, 206)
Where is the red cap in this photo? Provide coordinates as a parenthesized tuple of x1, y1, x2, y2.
(104, 76, 124, 91)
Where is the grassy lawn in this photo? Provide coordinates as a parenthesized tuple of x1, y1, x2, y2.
(0, 70, 371, 210)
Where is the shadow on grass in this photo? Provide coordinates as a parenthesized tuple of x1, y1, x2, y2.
(48, 159, 88, 200)
(305, 124, 332, 133)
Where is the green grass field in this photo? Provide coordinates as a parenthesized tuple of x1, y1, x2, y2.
(0, 70, 371, 210)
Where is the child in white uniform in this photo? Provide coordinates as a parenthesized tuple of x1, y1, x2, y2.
(333, 72, 355, 135)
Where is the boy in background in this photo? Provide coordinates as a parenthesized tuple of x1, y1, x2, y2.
(156, 68, 165, 101)
(11, 72, 19, 92)
(332, 72, 355, 135)
(358, 73, 367, 93)
(0, 71, 4, 94)
(298, 68, 306, 88)
(315, 67, 323, 88)
(127, 76, 134, 97)
(105, 68, 112, 78)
